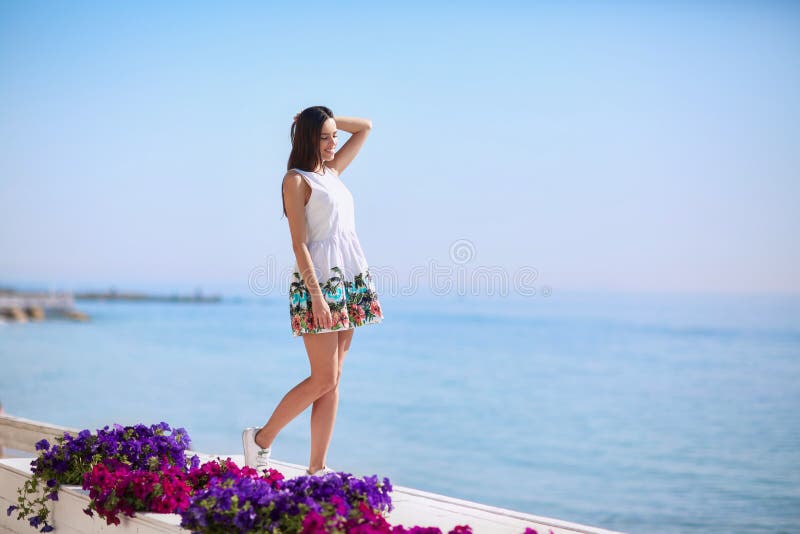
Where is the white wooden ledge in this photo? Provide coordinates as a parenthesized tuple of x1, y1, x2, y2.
(0, 415, 78, 454)
(0, 416, 625, 534)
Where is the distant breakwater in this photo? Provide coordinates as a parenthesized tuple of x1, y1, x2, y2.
(75, 291, 221, 303)
(0, 288, 221, 323)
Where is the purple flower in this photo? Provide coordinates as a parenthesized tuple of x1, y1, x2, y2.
(6, 505, 17, 516)
(233, 508, 257, 530)
(35, 439, 50, 451)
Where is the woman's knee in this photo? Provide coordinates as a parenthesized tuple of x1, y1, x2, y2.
(305, 332, 339, 394)
(310, 372, 337, 395)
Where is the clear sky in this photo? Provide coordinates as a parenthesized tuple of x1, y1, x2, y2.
(1, 1, 798, 298)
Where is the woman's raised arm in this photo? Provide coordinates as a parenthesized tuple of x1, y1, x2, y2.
(327, 116, 372, 177)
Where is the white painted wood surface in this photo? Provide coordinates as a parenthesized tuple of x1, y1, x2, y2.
(1, 456, 624, 534)
(1, 458, 183, 533)
(0, 416, 626, 533)
(0, 415, 78, 454)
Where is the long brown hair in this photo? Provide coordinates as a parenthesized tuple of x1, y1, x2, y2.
(282, 105, 335, 218)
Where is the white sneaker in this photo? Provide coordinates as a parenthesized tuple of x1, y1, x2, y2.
(242, 427, 271, 470)
(306, 466, 335, 476)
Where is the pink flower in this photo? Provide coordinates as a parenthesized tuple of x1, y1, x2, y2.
(132, 479, 149, 500)
(344, 502, 392, 533)
(152, 497, 172, 513)
(330, 494, 348, 515)
(262, 467, 285, 489)
(301, 510, 328, 534)
(370, 301, 382, 317)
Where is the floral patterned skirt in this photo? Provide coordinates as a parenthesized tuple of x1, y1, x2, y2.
(289, 266, 383, 337)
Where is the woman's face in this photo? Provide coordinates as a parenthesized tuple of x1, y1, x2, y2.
(319, 118, 338, 162)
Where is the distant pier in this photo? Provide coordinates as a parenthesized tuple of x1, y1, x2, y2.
(0, 287, 222, 324)
(75, 289, 221, 303)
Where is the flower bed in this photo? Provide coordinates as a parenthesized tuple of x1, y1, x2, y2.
(6, 422, 191, 532)
(6, 422, 549, 534)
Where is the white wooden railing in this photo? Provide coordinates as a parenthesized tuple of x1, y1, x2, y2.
(0, 413, 78, 454)
(0, 415, 625, 534)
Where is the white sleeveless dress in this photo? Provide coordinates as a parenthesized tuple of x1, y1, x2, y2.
(287, 166, 383, 336)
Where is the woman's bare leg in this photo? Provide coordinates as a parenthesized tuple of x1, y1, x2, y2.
(308, 328, 354, 472)
(255, 331, 339, 449)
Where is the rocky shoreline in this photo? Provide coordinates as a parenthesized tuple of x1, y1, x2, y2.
(0, 289, 88, 322)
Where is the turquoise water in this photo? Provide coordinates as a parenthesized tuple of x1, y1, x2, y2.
(1, 291, 799, 533)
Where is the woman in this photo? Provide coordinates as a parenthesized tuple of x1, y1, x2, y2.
(243, 106, 383, 477)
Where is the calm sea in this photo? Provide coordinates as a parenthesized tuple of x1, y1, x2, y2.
(1, 291, 798, 534)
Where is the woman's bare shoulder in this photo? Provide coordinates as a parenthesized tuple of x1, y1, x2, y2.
(282, 171, 312, 202)
(283, 169, 304, 185)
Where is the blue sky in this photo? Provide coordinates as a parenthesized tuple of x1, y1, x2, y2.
(1, 1, 798, 297)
